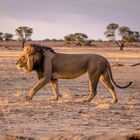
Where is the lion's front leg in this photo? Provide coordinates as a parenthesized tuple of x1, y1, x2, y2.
(50, 79, 60, 101)
(25, 78, 50, 101)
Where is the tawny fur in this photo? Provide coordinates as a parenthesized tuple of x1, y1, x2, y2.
(16, 44, 132, 103)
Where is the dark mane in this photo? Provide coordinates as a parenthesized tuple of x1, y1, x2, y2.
(30, 44, 55, 54)
(29, 44, 55, 73)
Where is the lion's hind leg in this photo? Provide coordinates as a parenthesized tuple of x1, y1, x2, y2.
(100, 70, 118, 104)
(84, 71, 100, 102)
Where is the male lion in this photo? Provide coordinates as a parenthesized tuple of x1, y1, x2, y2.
(16, 44, 132, 104)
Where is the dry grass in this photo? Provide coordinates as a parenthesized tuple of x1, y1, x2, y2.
(0, 44, 140, 139)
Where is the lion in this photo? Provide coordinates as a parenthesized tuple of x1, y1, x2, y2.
(16, 44, 132, 104)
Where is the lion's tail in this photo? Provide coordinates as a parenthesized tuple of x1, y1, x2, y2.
(105, 60, 132, 89)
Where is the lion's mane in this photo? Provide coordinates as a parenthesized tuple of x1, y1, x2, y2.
(20, 44, 55, 73)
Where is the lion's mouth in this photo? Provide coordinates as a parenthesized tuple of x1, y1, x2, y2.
(16, 65, 25, 71)
(16, 64, 23, 69)
(16, 65, 29, 73)
(16, 65, 22, 70)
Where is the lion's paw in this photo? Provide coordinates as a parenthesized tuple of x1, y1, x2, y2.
(49, 97, 59, 101)
(111, 99, 118, 104)
(25, 95, 33, 101)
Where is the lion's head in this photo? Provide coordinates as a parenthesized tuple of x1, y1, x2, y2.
(16, 45, 37, 72)
(16, 44, 54, 73)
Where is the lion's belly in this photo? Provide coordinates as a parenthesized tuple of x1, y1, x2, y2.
(51, 54, 89, 79)
(52, 70, 86, 79)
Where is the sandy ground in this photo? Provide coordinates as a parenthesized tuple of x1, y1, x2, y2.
(0, 47, 140, 140)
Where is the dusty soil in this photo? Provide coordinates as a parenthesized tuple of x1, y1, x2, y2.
(0, 46, 140, 140)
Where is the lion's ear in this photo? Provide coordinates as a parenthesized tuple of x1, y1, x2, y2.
(24, 45, 35, 55)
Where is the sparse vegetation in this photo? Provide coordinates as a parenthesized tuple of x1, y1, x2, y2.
(3, 33, 13, 41)
(15, 26, 33, 48)
(0, 32, 3, 41)
(0, 24, 139, 50)
(0, 32, 13, 41)
(64, 33, 93, 46)
(105, 23, 140, 50)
